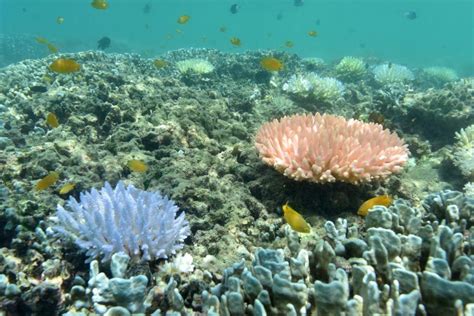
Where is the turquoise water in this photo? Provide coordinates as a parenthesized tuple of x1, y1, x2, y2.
(1, 0, 473, 73)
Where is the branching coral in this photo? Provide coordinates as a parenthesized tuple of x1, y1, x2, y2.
(53, 181, 190, 262)
(373, 63, 414, 85)
(334, 56, 367, 81)
(176, 58, 214, 74)
(255, 113, 409, 184)
(282, 73, 344, 103)
(453, 124, 474, 179)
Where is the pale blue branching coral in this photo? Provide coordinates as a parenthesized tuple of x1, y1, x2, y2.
(53, 181, 190, 262)
(334, 56, 367, 81)
(282, 73, 344, 102)
(372, 63, 414, 85)
(453, 124, 474, 179)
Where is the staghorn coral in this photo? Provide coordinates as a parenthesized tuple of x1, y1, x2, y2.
(373, 63, 414, 85)
(255, 113, 409, 184)
(53, 181, 190, 262)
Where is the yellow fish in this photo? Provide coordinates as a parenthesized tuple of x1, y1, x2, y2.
(153, 59, 168, 69)
(127, 159, 149, 173)
(357, 195, 393, 216)
(47, 43, 58, 54)
(36, 37, 49, 44)
(91, 0, 108, 10)
(308, 30, 318, 37)
(260, 57, 284, 72)
(282, 202, 311, 233)
(59, 183, 75, 195)
(230, 37, 241, 47)
(46, 112, 59, 128)
(49, 58, 81, 73)
(284, 40, 294, 48)
(36, 171, 59, 191)
(177, 15, 190, 24)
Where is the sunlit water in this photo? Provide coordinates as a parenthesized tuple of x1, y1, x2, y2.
(1, 0, 473, 74)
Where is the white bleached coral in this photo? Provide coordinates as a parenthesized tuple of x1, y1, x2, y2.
(176, 58, 214, 74)
(453, 124, 474, 179)
(373, 63, 414, 85)
(334, 56, 367, 81)
(282, 73, 344, 103)
(423, 66, 459, 84)
(53, 181, 190, 262)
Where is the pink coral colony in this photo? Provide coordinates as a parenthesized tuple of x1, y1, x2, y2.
(255, 113, 409, 184)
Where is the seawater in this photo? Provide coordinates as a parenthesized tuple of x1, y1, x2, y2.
(0, 0, 473, 74)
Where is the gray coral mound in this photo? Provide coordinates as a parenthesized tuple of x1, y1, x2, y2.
(54, 181, 190, 262)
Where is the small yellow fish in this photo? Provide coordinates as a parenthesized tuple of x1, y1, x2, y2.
(59, 183, 75, 194)
(56, 16, 64, 24)
(308, 30, 318, 37)
(91, 0, 108, 10)
(47, 43, 58, 54)
(284, 40, 294, 48)
(36, 171, 59, 191)
(36, 37, 49, 44)
(153, 59, 168, 69)
(230, 37, 241, 47)
(260, 57, 284, 72)
(219, 26, 227, 33)
(46, 112, 59, 128)
(282, 202, 311, 233)
(127, 159, 149, 173)
(49, 58, 81, 73)
(177, 15, 190, 24)
(357, 195, 393, 216)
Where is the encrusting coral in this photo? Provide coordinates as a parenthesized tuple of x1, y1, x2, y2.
(255, 113, 409, 184)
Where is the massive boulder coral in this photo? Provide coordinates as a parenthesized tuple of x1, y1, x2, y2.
(255, 113, 409, 184)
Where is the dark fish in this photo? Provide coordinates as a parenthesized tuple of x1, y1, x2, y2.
(276, 12, 283, 20)
(143, 3, 151, 14)
(294, 0, 304, 6)
(359, 42, 366, 48)
(230, 4, 240, 14)
(315, 19, 320, 26)
(404, 11, 417, 20)
(97, 36, 111, 50)
(30, 85, 47, 93)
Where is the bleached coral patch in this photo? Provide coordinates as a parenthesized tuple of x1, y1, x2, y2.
(282, 73, 344, 103)
(373, 63, 414, 85)
(454, 125, 474, 179)
(176, 58, 214, 74)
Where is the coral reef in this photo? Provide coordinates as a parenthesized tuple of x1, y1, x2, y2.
(0, 49, 473, 315)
